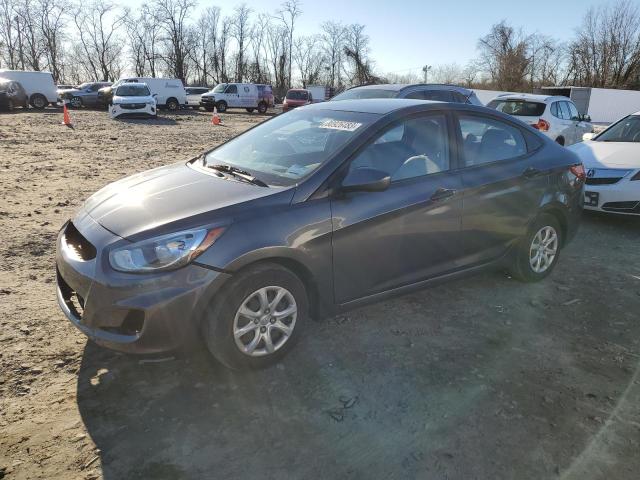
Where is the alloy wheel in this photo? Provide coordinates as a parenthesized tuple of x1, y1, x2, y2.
(529, 226, 558, 274)
(233, 286, 297, 357)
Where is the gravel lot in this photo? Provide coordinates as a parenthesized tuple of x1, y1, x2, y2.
(1, 108, 639, 480)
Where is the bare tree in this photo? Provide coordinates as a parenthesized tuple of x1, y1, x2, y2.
(320, 21, 344, 89)
(73, 0, 126, 81)
(37, 0, 67, 80)
(231, 3, 251, 82)
(294, 35, 324, 87)
(152, 0, 196, 82)
(266, 22, 287, 96)
(0, 0, 20, 68)
(276, 0, 302, 88)
(343, 23, 378, 85)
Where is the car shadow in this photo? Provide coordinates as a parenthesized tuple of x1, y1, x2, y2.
(115, 117, 178, 126)
(582, 210, 640, 233)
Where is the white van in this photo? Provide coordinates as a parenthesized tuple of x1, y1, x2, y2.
(0, 70, 57, 109)
(111, 77, 187, 111)
(200, 83, 269, 114)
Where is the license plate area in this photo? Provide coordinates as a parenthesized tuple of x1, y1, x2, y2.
(584, 191, 599, 207)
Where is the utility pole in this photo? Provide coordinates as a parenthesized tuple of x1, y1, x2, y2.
(422, 65, 432, 83)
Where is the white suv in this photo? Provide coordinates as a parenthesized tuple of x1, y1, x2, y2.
(488, 94, 593, 146)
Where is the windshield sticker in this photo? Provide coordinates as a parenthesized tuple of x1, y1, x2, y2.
(319, 120, 362, 132)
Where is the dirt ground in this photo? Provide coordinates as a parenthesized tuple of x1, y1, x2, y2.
(1, 108, 639, 480)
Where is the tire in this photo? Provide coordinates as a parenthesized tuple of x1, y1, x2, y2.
(166, 97, 179, 111)
(216, 101, 227, 113)
(202, 262, 308, 370)
(509, 213, 562, 282)
(555, 136, 565, 146)
(245, 108, 255, 113)
(7, 99, 14, 112)
(70, 96, 82, 108)
(257, 101, 267, 114)
(30, 94, 47, 109)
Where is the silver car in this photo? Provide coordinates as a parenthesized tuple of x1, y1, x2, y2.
(488, 94, 593, 146)
(59, 82, 112, 108)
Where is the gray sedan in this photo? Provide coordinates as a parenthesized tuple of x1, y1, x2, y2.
(59, 82, 112, 108)
(56, 99, 584, 369)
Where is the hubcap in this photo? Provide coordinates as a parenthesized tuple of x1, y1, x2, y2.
(233, 286, 297, 357)
(529, 225, 558, 274)
(71, 97, 81, 108)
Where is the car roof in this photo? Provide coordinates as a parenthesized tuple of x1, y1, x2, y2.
(304, 98, 443, 114)
(345, 83, 473, 94)
(493, 93, 570, 103)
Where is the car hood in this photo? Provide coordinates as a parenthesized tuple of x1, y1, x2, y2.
(113, 95, 153, 104)
(285, 99, 308, 106)
(81, 162, 282, 238)
(568, 141, 640, 169)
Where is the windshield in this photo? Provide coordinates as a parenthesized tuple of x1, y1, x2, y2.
(203, 109, 377, 186)
(595, 115, 640, 142)
(487, 100, 547, 117)
(116, 84, 150, 97)
(287, 90, 309, 100)
(331, 88, 398, 101)
(213, 84, 227, 93)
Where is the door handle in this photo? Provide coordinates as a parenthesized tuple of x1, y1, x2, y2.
(430, 187, 456, 201)
(522, 167, 541, 178)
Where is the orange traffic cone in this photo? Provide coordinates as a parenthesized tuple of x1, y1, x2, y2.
(211, 106, 221, 125)
(62, 103, 73, 127)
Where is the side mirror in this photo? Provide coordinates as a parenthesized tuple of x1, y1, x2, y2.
(583, 114, 592, 122)
(583, 132, 595, 141)
(340, 168, 391, 193)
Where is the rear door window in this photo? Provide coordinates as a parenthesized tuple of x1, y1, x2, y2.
(458, 115, 527, 166)
(567, 102, 579, 120)
(487, 100, 546, 117)
(558, 102, 571, 120)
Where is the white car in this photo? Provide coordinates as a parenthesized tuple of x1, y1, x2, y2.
(110, 83, 157, 119)
(0, 69, 57, 109)
(200, 83, 269, 114)
(569, 113, 640, 215)
(487, 94, 593, 146)
(185, 87, 210, 109)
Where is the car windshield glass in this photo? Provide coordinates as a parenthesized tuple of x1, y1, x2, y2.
(287, 91, 308, 100)
(116, 84, 150, 97)
(595, 115, 640, 142)
(213, 84, 227, 93)
(203, 109, 377, 186)
(487, 100, 547, 116)
(331, 88, 398, 100)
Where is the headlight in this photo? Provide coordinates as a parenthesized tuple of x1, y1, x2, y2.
(109, 227, 225, 273)
(146, 100, 155, 105)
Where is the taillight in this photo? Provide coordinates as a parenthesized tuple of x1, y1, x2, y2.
(570, 164, 586, 181)
(532, 119, 550, 132)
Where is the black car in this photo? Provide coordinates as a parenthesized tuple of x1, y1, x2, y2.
(331, 83, 484, 105)
(56, 99, 584, 369)
(0, 80, 28, 111)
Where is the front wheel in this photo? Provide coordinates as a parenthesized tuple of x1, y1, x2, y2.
(166, 97, 179, 111)
(70, 96, 82, 108)
(202, 263, 308, 369)
(509, 213, 562, 282)
(216, 101, 227, 113)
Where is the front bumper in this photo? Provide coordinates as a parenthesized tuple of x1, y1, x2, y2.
(200, 97, 216, 107)
(55, 214, 230, 354)
(583, 176, 640, 215)
(110, 103, 156, 119)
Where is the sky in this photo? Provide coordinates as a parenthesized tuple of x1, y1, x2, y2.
(127, 0, 613, 76)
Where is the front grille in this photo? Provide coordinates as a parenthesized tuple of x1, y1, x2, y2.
(120, 103, 146, 110)
(57, 269, 85, 319)
(585, 177, 622, 185)
(62, 222, 96, 261)
(201, 97, 215, 104)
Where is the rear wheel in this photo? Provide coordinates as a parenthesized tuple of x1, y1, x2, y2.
(202, 263, 308, 369)
(257, 101, 267, 114)
(509, 213, 562, 282)
(216, 101, 227, 113)
(30, 94, 47, 109)
(166, 97, 179, 111)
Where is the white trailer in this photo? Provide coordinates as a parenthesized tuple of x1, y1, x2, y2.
(305, 85, 330, 103)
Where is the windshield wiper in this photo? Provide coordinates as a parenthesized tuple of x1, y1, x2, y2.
(207, 164, 269, 187)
